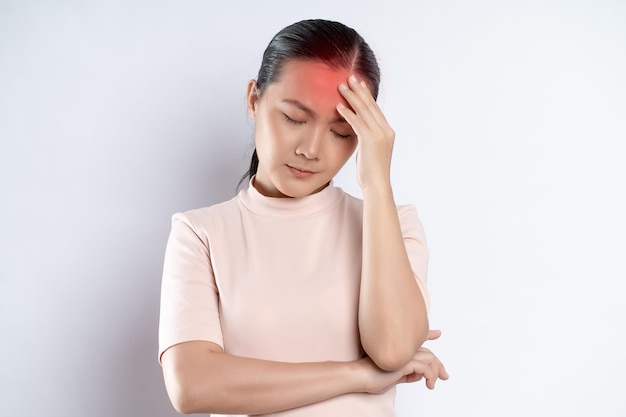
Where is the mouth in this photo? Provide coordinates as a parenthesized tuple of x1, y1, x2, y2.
(286, 165, 315, 178)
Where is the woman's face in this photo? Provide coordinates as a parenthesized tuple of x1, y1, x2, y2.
(247, 60, 359, 198)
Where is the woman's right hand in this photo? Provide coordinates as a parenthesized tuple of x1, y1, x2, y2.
(358, 330, 449, 394)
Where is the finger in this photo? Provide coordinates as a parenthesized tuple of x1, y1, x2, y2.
(426, 356, 449, 385)
(410, 351, 449, 385)
(404, 372, 423, 384)
(338, 78, 385, 130)
(418, 360, 441, 390)
(413, 349, 448, 378)
(426, 362, 447, 389)
(337, 82, 377, 130)
(346, 75, 378, 111)
(438, 363, 450, 380)
(346, 75, 391, 129)
(426, 375, 437, 390)
(427, 329, 442, 341)
(337, 78, 395, 149)
(408, 359, 438, 384)
(402, 364, 440, 389)
(336, 102, 366, 143)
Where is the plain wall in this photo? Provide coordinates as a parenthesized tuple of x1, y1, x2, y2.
(1, 1, 625, 416)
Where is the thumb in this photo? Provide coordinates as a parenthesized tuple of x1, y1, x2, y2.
(427, 329, 442, 341)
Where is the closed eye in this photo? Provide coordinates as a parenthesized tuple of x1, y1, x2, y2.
(332, 131, 352, 140)
(284, 114, 305, 125)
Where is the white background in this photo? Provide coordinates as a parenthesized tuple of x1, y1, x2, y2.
(1, 1, 625, 416)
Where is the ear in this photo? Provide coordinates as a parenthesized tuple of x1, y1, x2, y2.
(246, 79, 259, 119)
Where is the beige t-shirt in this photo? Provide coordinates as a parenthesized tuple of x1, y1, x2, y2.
(158, 181, 429, 416)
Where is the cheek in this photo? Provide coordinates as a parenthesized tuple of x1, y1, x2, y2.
(254, 113, 291, 156)
(254, 110, 276, 143)
(329, 139, 357, 165)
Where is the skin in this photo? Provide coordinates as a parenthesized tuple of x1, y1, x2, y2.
(249, 60, 358, 198)
(160, 59, 448, 415)
(337, 74, 431, 370)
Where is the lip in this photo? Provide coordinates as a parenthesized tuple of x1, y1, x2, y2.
(286, 165, 315, 178)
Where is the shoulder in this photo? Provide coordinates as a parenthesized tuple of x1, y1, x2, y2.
(181, 195, 239, 220)
(169, 195, 242, 242)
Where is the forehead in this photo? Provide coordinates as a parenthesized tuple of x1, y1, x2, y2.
(268, 60, 351, 104)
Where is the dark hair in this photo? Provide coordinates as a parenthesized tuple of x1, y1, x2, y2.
(239, 19, 381, 187)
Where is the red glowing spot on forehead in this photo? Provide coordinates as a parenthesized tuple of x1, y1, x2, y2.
(275, 60, 356, 118)
(311, 67, 353, 103)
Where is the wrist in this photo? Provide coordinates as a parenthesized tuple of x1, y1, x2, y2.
(346, 358, 370, 394)
(361, 181, 394, 201)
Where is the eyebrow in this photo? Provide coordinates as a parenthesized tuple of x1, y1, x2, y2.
(282, 99, 348, 124)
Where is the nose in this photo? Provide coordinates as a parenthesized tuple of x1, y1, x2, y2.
(295, 127, 323, 160)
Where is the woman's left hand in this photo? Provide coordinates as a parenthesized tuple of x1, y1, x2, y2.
(337, 75, 395, 191)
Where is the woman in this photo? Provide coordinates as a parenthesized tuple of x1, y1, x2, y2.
(158, 19, 448, 416)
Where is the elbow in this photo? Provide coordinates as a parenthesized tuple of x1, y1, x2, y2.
(165, 370, 225, 414)
(367, 326, 430, 372)
(168, 380, 221, 415)
(172, 400, 192, 415)
(161, 342, 224, 414)
(369, 345, 416, 372)
(163, 365, 214, 414)
(166, 381, 199, 414)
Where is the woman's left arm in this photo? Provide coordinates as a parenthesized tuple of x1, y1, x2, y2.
(338, 75, 429, 372)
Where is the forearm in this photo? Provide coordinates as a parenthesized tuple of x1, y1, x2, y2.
(359, 184, 429, 371)
(162, 342, 362, 415)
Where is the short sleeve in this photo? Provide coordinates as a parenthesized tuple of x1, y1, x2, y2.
(158, 212, 223, 363)
(397, 205, 430, 311)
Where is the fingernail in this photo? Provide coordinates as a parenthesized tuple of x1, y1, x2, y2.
(338, 83, 348, 90)
(349, 74, 358, 83)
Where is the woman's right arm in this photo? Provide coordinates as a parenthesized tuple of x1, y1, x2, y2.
(161, 339, 447, 415)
